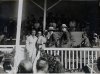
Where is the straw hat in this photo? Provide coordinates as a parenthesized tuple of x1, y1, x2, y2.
(48, 27, 55, 31)
(94, 33, 97, 36)
(62, 24, 67, 28)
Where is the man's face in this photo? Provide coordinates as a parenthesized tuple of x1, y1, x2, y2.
(32, 30, 36, 36)
(62, 28, 67, 32)
(49, 30, 53, 34)
(38, 31, 42, 37)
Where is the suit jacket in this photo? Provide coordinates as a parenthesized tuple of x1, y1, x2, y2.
(60, 31, 70, 47)
(46, 33, 57, 47)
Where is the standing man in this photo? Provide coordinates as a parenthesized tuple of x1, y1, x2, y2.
(46, 27, 57, 47)
(60, 24, 71, 48)
(25, 29, 37, 63)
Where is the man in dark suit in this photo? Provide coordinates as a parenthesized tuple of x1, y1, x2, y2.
(60, 24, 71, 48)
(46, 27, 57, 47)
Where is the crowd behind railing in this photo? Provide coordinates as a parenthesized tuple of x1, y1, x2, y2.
(0, 13, 100, 73)
(0, 13, 100, 48)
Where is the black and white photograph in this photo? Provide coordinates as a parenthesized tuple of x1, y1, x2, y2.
(0, 0, 100, 74)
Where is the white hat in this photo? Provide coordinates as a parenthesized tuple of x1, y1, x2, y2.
(48, 27, 55, 31)
(62, 24, 67, 28)
(94, 33, 97, 36)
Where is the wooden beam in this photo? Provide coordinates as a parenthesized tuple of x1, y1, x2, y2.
(43, 0, 47, 31)
(30, 0, 44, 10)
(47, 0, 62, 11)
(0, 0, 16, 1)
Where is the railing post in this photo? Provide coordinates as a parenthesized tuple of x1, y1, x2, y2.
(61, 50, 63, 65)
(69, 50, 71, 70)
(65, 50, 67, 69)
(50, 50, 53, 55)
(92, 51, 93, 70)
(88, 51, 90, 64)
(76, 51, 78, 69)
(80, 51, 82, 69)
(84, 50, 86, 66)
(73, 50, 74, 69)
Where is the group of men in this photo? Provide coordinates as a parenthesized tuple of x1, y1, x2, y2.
(25, 22, 93, 50)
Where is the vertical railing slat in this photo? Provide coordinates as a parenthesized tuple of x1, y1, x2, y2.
(73, 51, 74, 69)
(50, 50, 53, 55)
(61, 50, 63, 65)
(57, 50, 59, 55)
(84, 51, 86, 66)
(65, 50, 67, 69)
(95, 51, 97, 61)
(76, 51, 78, 69)
(69, 50, 71, 70)
(92, 51, 94, 70)
(80, 51, 82, 69)
(54, 50, 56, 56)
(88, 51, 90, 64)
(47, 50, 49, 54)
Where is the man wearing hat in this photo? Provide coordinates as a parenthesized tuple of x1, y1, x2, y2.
(46, 27, 57, 47)
(60, 24, 71, 48)
(93, 33, 99, 46)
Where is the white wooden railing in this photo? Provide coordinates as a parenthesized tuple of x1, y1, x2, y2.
(44, 48, 100, 70)
(0, 45, 100, 72)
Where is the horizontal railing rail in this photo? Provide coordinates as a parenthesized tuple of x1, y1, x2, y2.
(0, 45, 99, 72)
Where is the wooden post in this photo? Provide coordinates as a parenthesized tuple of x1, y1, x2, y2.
(14, 0, 23, 72)
(43, 0, 47, 31)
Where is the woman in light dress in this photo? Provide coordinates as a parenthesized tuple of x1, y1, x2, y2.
(25, 29, 37, 63)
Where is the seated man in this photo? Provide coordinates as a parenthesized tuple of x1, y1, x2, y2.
(81, 33, 90, 47)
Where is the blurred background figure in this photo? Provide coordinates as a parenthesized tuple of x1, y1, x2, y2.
(17, 59, 33, 73)
(34, 22, 42, 32)
(54, 55, 65, 73)
(49, 22, 57, 30)
(36, 57, 48, 73)
(69, 20, 76, 31)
